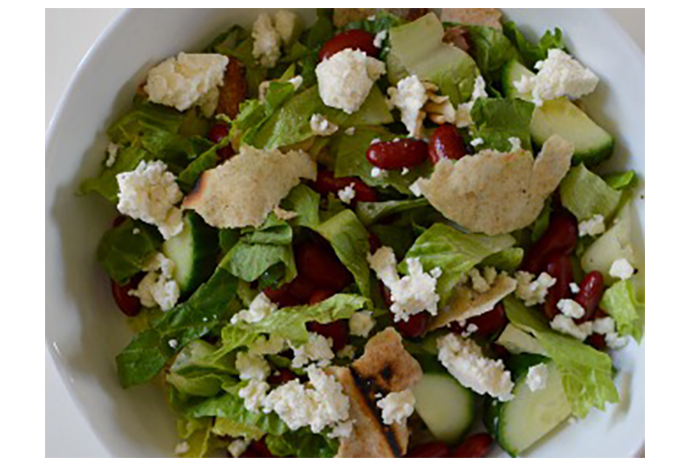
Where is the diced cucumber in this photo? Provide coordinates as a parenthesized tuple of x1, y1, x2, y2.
(502, 60, 614, 167)
(162, 212, 219, 295)
(484, 361, 571, 457)
(496, 323, 546, 356)
(412, 372, 475, 444)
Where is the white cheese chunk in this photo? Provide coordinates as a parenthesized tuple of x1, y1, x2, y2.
(116, 160, 184, 240)
(373, 30, 388, 48)
(239, 379, 270, 412)
(310, 113, 339, 136)
(529, 49, 599, 106)
(128, 253, 180, 311)
(550, 314, 593, 341)
(437, 333, 514, 401)
(609, 258, 635, 280)
(252, 13, 282, 68)
(376, 389, 415, 425)
(526, 363, 549, 392)
(236, 352, 271, 381)
(515, 271, 557, 307)
(349, 311, 375, 338)
(231, 293, 277, 325)
(579, 214, 606, 237)
(387, 75, 428, 137)
(227, 439, 250, 458)
(337, 183, 357, 204)
(556, 298, 586, 319)
(316, 49, 386, 114)
(105, 142, 119, 168)
(290, 333, 334, 368)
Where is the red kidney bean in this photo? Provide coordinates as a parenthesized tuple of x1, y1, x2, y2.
(263, 286, 301, 308)
(465, 302, 507, 337)
(395, 312, 430, 339)
(240, 449, 262, 458)
(312, 170, 378, 203)
(111, 278, 142, 317)
(406, 441, 450, 458)
(491, 342, 510, 361)
(248, 439, 274, 458)
(543, 253, 573, 320)
(307, 320, 349, 352)
(285, 275, 316, 304)
(112, 215, 127, 227)
(296, 242, 352, 291)
(574, 271, 605, 322)
(207, 123, 234, 161)
(366, 139, 429, 170)
(318, 29, 378, 61)
(522, 209, 578, 274)
(368, 233, 382, 254)
(267, 368, 298, 385)
(428, 124, 467, 164)
(451, 433, 493, 458)
(308, 289, 334, 305)
(587, 333, 607, 351)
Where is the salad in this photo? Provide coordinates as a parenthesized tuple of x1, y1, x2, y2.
(81, 8, 644, 458)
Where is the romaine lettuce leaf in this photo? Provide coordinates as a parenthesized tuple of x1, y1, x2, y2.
(603, 170, 637, 190)
(80, 145, 151, 202)
(504, 296, 619, 418)
(316, 210, 371, 296)
(266, 430, 339, 458)
(600, 279, 644, 343)
(503, 21, 566, 70)
(166, 340, 236, 397)
(370, 224, 416, 261)
(401, 223, 516, 305)
(355, 198, 430, 226)
(560, 164, 622, 221)
(280, 184, 321, 229)
(176, 418, 213, 458)
(96, 218, 162, 284)
(116, 264, 239, 388)
(481, 247, 524, 272)
(470, 97, 535, 152)
(463, 25, 519, 84)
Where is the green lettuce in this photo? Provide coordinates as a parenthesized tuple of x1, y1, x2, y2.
(463, 25, 519, 84)
(603, 170, 637, 190)
(370, 224, 416, 261)
(469, 97, 535, 152)
(166, 340, 236, 397)
(560, 164, 622, 221)
(316, 210, 371, 296)
(504, 296, 619, 418)
(80, 145, 151, 202)
(176, 418, 214, 457)
(503, 21, 566, 70)
(116, 264, 239, 388)
(280, 184, 321, 229)
(300, 9, 335, 88)
(481, 247, 524, 272)
(401, 223, 515, 305)
(600, 279, 644, 343)
(355, 198, 430, 226)
(96, 218, 162, 284)
(266, 430, 339, 458)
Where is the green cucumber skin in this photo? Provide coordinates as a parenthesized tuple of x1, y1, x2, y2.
(501, 60, 615, 167)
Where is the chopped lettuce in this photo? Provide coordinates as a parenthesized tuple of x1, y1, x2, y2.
(463, 25, 519, 84)
(389, 13, 478, 105)
(504, 296, 619, 418)
(280, 184, 321, 229)
(315, 210, 371, 296)
(355, 198, 430, 226)
(603, 170, 638, 190)
(600, 279, 644, 343)
(96, 218, 162, 284)
(80, 145, 151, 202)
(481, 247, 524, 272)
(503, 21, 567, 70)
(401, 223, 516, 305)
(469, 97, 535, 152)
(531, 197, 552, 242)
(560, 164, 622, 221)
(176, 418, 214, 458)
(116, 264, 239, 388)
(266, 430, 339, 458)
(370, 224, 416, 260)
(167, 340, 235, 397)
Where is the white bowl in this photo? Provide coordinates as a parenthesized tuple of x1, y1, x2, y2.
(45, 8, 645, 458)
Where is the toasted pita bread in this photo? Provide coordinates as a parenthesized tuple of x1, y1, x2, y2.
(418, 135, 574, 235)
(440, 8, 503, 30)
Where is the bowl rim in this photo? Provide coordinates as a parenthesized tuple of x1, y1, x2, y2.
(45, 7, 645, 458)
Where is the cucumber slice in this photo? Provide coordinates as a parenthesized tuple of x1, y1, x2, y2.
(162, 212, 219, 295)
(412, 372, 475, 444)
(502, 60, 614, 167)
(484, 361, 571, 457)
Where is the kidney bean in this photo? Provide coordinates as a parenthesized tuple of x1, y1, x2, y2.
(312, 170, 378, 203)
(395, 312, 430, 339)
(406, 441, 450, 458)
(307, 320, 349, 352)
(112, 215, 127, 227)
(267, 368, 298, 385)
(319, 29, 378, 61)
(285, 275, 316, 303)
(366, 139, 429, 170)
(491, 342, 510, 361)
(465, 302, 507, 337)
(451, 433, 493, 458)
(111, 278, 142, 317)
(296, 242, 352, 291)
(522, 209, 578, 274)
(263, 286, 301, 308)
(207, 123, 234, 161)
(309, 289, 334, 305)
(248, 439, 274, 458)
(368, 233, 382, 254)
(543, 253, 573, 320)
(574, 271, 605, 322)
(428, 124, 467, 164)
(587, 333, 607, 351)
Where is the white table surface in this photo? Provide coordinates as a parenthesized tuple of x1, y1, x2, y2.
(45, 8, 645, 458)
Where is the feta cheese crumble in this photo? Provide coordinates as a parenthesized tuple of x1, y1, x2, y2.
(507, 137, 522, 152)
(592, 317, 615, 335)
(515, 271, 557, 307)
(248, 334, 287, 356)
(337, 183, 357, 205)
(437, 333, 514, 401)
(409, 178, 423, 197)
(344, 127, 356, 136)
(116, 160, 184, 239)
(168, 339, 178, 349)
(262, 365, 350, 434)
(273, 206, 298, 221)
(376, 390, 415, 425)
(569, 282, 581, 294)
(252, 13, 282, 68)
(144, 52, 228, 116)
(371, 167, 384, 178)
(609, 258, 635, 280)
(174, 441, 189, 455)
(455, 74, 488, 128)
(128, 253, 180, 311)
(105, 142, 119, 168)
(239, 379, 270, 412)
(373, 30, 388, 48)
(468, 267, 497, 293)
(236, 351, 271, 381)
(310, 113, 339, 136)
(316, 49, 386, 114)
(387, 75, 428, 137)
(470, 137, 484, 147)
(290, 333, 334, 368)
(231, 293, 277, 325)
(526, 363, 549, 392)
(368, 246, 442, 322)
(550, 314, 593, 341)
(579, 214, 606, 237)
(349, 311, 375, 338)
(556, 299, 585, 319)
(227, 439, 250, 458)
